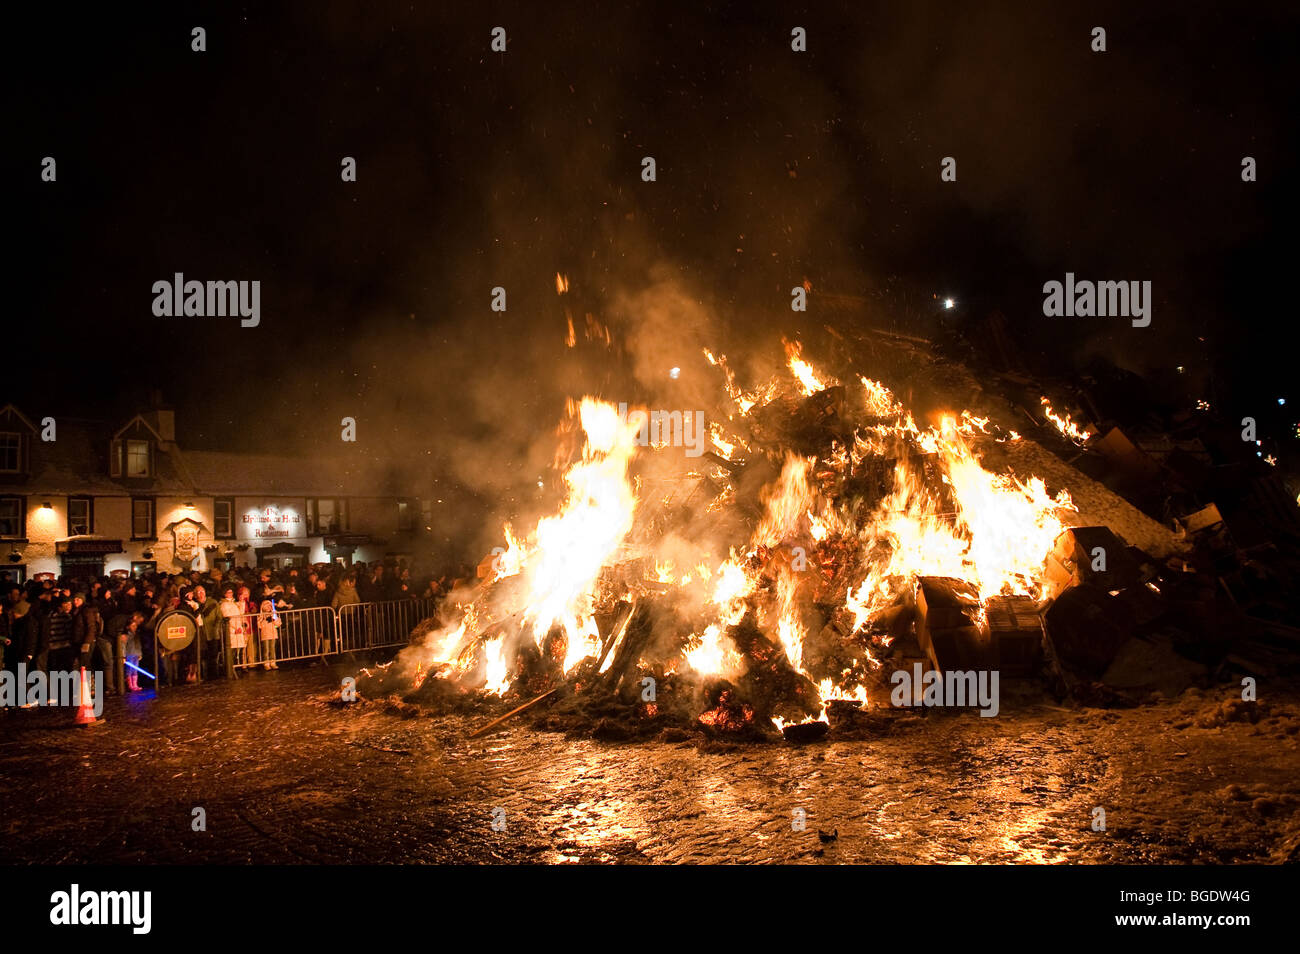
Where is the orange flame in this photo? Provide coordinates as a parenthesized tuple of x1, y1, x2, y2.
(1040, 397, 1092, 444)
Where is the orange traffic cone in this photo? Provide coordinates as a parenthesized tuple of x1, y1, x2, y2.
(74, 667, 100, 726)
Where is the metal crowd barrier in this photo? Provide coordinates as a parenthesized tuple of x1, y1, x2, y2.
(336, 597, 438, 652)
(223, 598, 438, 671)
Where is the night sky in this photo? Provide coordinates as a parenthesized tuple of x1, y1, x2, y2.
(13, 2, 1299, 496)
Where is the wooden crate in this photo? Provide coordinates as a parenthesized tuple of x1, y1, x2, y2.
(984, 595, 1043, 676)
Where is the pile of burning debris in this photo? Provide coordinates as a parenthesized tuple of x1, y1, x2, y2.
(352, 336, 1300, 743)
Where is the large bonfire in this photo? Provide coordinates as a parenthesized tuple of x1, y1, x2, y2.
(366, 333, 1083, 736)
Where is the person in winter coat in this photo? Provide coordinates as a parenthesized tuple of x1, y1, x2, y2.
(42, 596, 76, 674)
(257, 597, 280, 670)
(220, 587, 251, 676)
(72, 593, 113, 693)
(187, 585, 223, 680)
(119, 582, 139, 617)
(330, 574, 361, 609)
(237, 586, 258, 666)
(121, 613, 145, 692)
(0, 597, 11, 676)
(4, 599, 34, 679)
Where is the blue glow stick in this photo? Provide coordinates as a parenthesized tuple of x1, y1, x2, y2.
(124, 659, 156, 680)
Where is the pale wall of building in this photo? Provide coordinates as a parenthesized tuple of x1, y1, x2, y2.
(13, 494, 419, 576)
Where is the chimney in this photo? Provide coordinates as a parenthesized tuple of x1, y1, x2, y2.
(145, 392, 176, 443)
(152, 408, 176, 443)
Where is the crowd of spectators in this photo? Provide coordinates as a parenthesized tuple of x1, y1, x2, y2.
(0, 560, 471, 699)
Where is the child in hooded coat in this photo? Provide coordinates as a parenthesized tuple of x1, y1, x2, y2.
(258, 597, 280, 670)
(219, 587, 250, 674)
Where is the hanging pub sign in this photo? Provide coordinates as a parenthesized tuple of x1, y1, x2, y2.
(154, 608, 197, 652)
(167, 518, 205, 562)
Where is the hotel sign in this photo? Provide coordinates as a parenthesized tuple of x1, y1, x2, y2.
(243, 505, 301, 539)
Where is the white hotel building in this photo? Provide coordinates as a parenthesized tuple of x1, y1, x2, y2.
(0, 403, 433, 583)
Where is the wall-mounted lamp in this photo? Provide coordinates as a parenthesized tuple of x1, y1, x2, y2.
(184, 501, 195, 510)
(41, 501, 52, 510)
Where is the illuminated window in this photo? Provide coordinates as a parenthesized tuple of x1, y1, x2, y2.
(214, 498, 234, 538)
(68, 497, 93, 535)
(397, 499, 416, 532)
(131, 498, 154, 539)
(0, 433, 21, 473)
(126, 440, 151, 477)
(307, 498, 349, 535)
(0, 497, 23, 538)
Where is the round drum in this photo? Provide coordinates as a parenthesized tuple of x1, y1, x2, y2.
(155, 609, 198, 652)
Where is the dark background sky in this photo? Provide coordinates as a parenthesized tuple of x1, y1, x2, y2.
(12, 1, 1299, 526)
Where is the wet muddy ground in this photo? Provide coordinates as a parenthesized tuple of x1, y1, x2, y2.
(3, 666, 1298, 864)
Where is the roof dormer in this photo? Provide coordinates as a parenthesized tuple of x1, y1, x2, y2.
(111, 415, 165, 481)
(0, 404, 38, 481)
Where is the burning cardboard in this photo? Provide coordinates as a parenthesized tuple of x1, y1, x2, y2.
(915, 577, 990, 672)
(1045, 526, 1141, 595)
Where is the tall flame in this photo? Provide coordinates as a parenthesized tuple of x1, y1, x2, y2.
(785, 339, 829, 396)
(518, 399, 640, 646)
